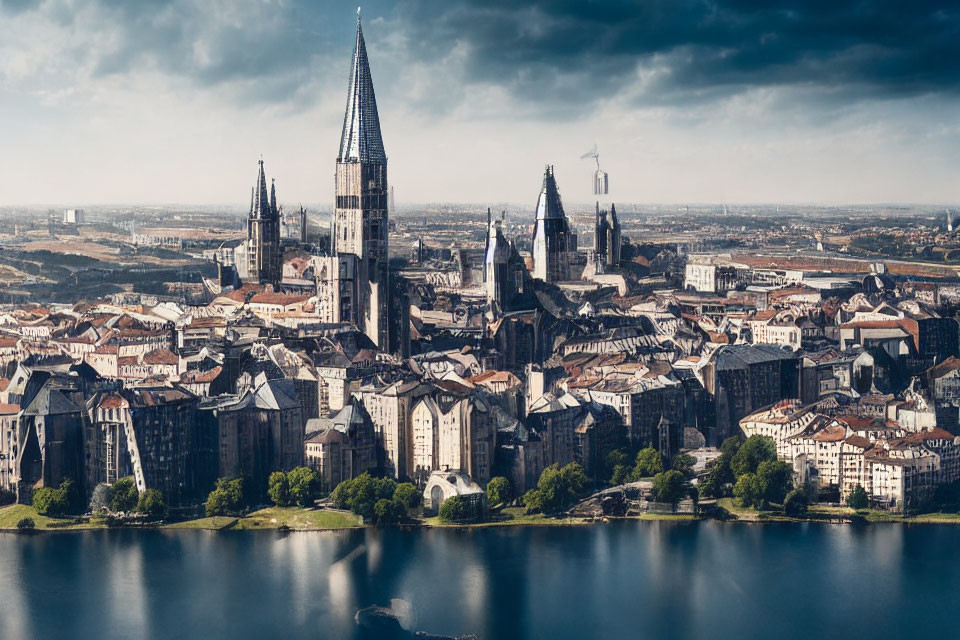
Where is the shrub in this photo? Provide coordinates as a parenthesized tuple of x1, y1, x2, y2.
(670, 453, 696, 478)
(16, 517, 35, 531)
(32, 486, 68, 517)
(847, 484, 869, 510)
(109, 478, 139, 513)
(136, 489, 167, 519)
(485, 477, 511, 507)
(783, 488, 808, 517)
(89, 483, 112, 513)
(393, 482, 420, 510)
(373, 498, 406, 526)
(438, 495, 481, 524)
(330, 473, 397, 520)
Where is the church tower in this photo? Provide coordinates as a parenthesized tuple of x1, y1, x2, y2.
(532, 165, 574, 283)
(246, 158, 282, 284)
(332, 10, 389, 349)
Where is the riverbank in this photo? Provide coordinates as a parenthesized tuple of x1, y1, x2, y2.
(5, 501, 960, 533)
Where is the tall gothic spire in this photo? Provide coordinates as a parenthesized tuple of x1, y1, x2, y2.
(338, 9, 386, 164)
(251, 158, 271, 219)
(535, 165, 566, 220)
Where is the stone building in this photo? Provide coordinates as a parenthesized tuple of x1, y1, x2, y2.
(532, 165, 575, 283)
(303, 400, 376, 490)
(697, 344, 800, 445)
(330, 13, 390, 350)
(593, 202, 621, 272)
(199, 378, 305, 492)
(245, 158, 282, 284)
(87, 386, 215, 507)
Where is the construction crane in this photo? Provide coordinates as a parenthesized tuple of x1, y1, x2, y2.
(580, 144, 608, 195)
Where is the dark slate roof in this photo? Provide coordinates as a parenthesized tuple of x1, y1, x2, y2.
(22, 385, 80, 416)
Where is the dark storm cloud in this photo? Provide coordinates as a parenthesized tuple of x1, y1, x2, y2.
(397, 0, 960, 108)
(4, 0, 958, 114)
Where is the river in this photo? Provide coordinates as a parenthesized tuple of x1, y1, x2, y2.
(0, 521, 956, 639)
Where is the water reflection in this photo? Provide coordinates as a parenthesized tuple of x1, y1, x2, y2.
(0, 523, 958, 640)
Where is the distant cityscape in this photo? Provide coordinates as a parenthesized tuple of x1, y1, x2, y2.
(3, 10, 960, 545)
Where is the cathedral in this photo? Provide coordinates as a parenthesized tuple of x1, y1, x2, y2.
(593, 201, 622, 272)
(328, 11, 390, 350)
(244, 158, 282, 284)
(531, 165, 575, 283)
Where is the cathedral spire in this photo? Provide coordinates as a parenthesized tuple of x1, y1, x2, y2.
(338, 9, 386, 163)
(270, 178, 277, 218)
(252, 158, 270, 219)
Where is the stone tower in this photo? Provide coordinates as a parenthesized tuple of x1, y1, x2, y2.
(593, 201, 622, 272)
(532, 165, 574, 283)
(246, 158, 282, 284)
(331, 10, 389, 349)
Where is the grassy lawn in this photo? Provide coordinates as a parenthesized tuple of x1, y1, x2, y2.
(0, 504, 107, 531)
(232, 507, 361, 530)
(637, 513, 701, 521)
(424, 506, 592, 528)
(164, 516, 237, 530)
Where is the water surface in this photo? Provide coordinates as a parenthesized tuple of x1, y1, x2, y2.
(0, 521, 955, 639)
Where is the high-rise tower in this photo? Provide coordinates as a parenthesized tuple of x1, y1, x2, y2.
(532, 165, 574, 283)
(593, 201, 621, 272)
(332, 10, 389, 349)
(246, 158, 282, 284)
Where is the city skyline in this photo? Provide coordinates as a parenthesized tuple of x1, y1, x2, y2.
(2, 0, 959, 207)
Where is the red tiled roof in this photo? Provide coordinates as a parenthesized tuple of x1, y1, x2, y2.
(142, 348, 178, 365)
(0, 403, 20, 414)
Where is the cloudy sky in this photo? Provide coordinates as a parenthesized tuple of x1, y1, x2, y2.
(1, 0, 959, 207)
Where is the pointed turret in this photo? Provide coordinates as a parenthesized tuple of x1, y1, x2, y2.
(338, 10, 386, 164)
(252, 159, 270, 219)
(270, 178, 277, 218)
(535, 165, 566, 221)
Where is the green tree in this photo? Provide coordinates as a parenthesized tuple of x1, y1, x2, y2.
(670, 453, 697, 478)
(605, 449, 630, 481)
(288, 467, 321, 507)
(393, 482, 420, 510)
(59, 478, 84, 515)
(757, 460, 793, 505)
(205, 488, 232, 516)
(720, 434, 744, 459)
(847, 484, 869, 510)
(330, 473, 397, 520)
(652, 470, 690, 506)
(631, 448, 663, 480)
(527, 462, 587, 515)
(267, 471, 291, 507)
(733, 473, 763, 509)
(485, 477, 512, 507)
(205, 477, 248, 516)
(16, 517, 35, 531)
(438, 495, 481, 523)
(698, 457, 734, 498)
(136, 489, 167, 518)
(610, 465, 629, 486)
(731, 435, 777, 478)
(521, 488, 543, 513)
(373, 498, 406, 526)
(783, 488, 808, 517)
(32, 487, 67, 517)
(109, 478, 139, 513)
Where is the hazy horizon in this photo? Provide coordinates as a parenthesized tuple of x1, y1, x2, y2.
(2, 1, 958, 207)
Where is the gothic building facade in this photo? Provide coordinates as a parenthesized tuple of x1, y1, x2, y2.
(245, 159, 282, 284)
(593, 202, 622, 272)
